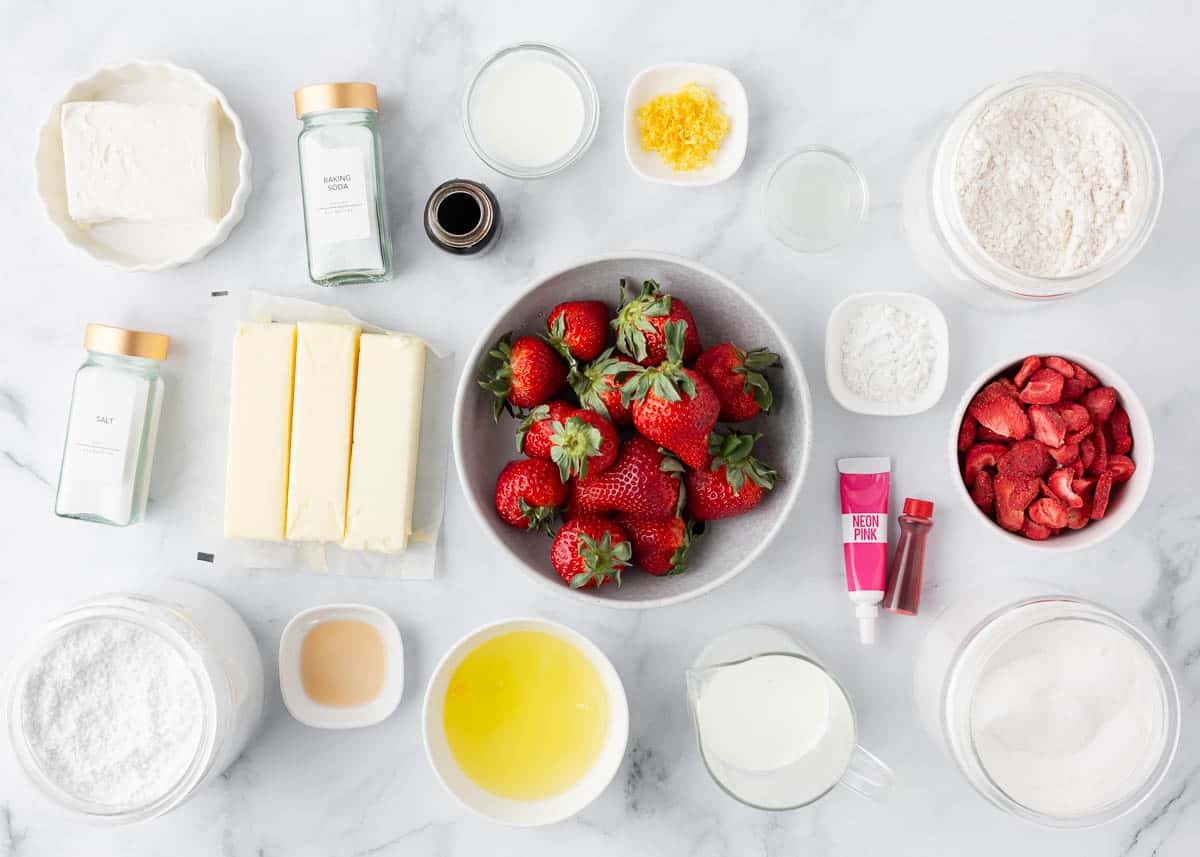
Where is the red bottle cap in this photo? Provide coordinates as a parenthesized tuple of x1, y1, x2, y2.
(903, 498, 934, 518)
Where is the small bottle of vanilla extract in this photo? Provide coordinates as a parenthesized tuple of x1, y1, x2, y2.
(424, 179, 501, 256)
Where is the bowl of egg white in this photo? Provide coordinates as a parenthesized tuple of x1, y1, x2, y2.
(35, 59, 252, 272)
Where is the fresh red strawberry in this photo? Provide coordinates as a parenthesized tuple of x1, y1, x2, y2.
(1108, 454, 1136, 483)
(1029, 497, 1068, 529)
(494, 458, 568, 533)
(964, 443, 1008, 487)
(994, 473, 1039, 532)
(545, 300, 610, 362)
(1022, 519, 1054, 540)
(1090, 471, 1115, 520)
(1019, 368, 1065, 405)
(1043, 356, 1075, 377)
(969, 382, 1030, 440)
(550, 517, 631, 589)
(1054, 402, 1092, 432)
(617, 515, 693, 575)
(515, 400, 575, 459)
(1048, 442, 1080, 466)
(1048, 468, 1085, 508)
(694, 343, 782, 422)
(569, 436, 684, 519)
(997, 439, 1052, 478)
(958, 415, 979, 452)
(1081, 387, 1118, 425)
(1013, 356, 1042, 388)
(972, 470, 995, 514)
(1108, 407, 1132, 454)
(685, 432, 779, 522)
(569, 348, 640, 427)
(612, 279, 702, 366)
(547, 409, 619, 481)
(1029, 404, 1066, 448)
(478, 333, 567, 419)
(622, 321, 720, 469)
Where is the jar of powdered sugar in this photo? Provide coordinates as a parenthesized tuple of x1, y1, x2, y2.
(6, 581, 264, 824)
(902, 72, 1162, 304)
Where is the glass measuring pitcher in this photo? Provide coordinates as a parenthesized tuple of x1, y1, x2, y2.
(685, 625, 892, 810)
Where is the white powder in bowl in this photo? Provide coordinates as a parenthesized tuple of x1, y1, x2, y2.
(19, 618, 204, 807)
(955, 87, 1138, 278)
(840, 303, 936, 403)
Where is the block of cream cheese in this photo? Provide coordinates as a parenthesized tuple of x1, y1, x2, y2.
(60, 100, 222, 224)
(344, 334, 427, 552)
(223, 322, 296, 541)
(286, 322, 360, 543)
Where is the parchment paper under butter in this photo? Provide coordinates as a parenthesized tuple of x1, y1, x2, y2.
(198, 289, 453, 579)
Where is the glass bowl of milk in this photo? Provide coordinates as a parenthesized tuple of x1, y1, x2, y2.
(686, 625, 892, 810)
(463, 43, 599, 179)
(914, 588, 1181, 827)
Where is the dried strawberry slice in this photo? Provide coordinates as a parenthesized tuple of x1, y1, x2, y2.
(1019, 369, 1065, 405)
(1079, 437, 1096, 470)
(971, 394, 1031, 440)
(1054, 402, 1091, 432)
(996, 378, 1021, 398)
(1087, 429, 1109, 476)
(1022, 519, 1054, 540)
(1043, 356, 1075, 377)
(1072, 476, 1096, 495)
(1108, 406, 1132, 454)
(963, 442, 1008, 487)
(1013, 356, 1042, 388)
(1060, 376, 1087, 401)
(997, 439, 1052, 477)
(1028, 497, 1069, 528)
(994, 473, 1039, 532)
(1048, 442, 1079, 466)
(958, 415, 978, 452)
(1108, 454, 1136, 483)
(976, 424, 1012, 443)
(1090, 471, 1114, 520)
(1066, 424, 1095, 444)
(1072, 362, 1100, 391)
(1081, 387, 1118, 425)
(1029, 404, 1066, 448)
(1066, 500, 1092, 529)
(972, 470, 995, 514)
(1048, 469, 1085, 508)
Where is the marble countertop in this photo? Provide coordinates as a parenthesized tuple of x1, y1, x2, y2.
(2, 1, 1198, 854)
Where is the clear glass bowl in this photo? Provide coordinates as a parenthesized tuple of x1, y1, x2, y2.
(904, 73, 1163, 302)
(462, 42, 599, 179)
(763, 146, 869, 253)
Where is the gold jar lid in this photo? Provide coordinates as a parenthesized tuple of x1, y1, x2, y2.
(294, 82, 379, 117)
(84, 323, 169, 361)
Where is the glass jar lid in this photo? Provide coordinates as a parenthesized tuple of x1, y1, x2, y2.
(294, 82, 379, 117)
(84, 323, 169, 361)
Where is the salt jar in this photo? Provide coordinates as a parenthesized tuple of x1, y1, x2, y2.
(295, 82, 393, 285)
(55, 323, 168, 527)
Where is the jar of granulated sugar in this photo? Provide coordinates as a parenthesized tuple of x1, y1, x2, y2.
(7, 581, 264, 824)
(902, 73, 1162, 305)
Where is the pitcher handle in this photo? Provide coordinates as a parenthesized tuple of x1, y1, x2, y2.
(837, 744, 894, 801)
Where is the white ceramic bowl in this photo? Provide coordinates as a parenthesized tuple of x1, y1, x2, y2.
(825, 291, 949, 416)
(35, 59, 252, 272)
(949, 351, 1154, 551)
(279, 604, 404, 729)
(623, 63, 748, 186)
(452, 252, 813, 609)
(422, 618, 629, 826)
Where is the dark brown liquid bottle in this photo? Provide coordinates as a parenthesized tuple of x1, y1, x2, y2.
(884, 498, 933, 616)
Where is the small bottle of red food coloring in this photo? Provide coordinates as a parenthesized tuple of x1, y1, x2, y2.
(884, 498, 934, 616)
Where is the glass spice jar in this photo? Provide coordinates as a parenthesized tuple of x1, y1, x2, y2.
(55, 324, 168, 526)
(294, 82, 393, 285)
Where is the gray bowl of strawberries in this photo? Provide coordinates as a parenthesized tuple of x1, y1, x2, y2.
(951, 351, 1154, 551)
(452, 253, 813, 608)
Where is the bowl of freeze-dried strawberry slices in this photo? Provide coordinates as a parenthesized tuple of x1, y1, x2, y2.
(951, 352, 1154, 550)
(453, 253, 812, 608)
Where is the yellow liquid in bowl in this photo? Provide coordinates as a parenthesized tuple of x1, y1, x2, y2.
(443, 630, 609, 800)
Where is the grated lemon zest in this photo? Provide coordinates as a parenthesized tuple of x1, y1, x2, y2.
(636, 83, 731, 172)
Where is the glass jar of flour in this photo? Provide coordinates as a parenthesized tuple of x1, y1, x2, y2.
(295, 82, 393, 285)
(55, 323, 167, 526)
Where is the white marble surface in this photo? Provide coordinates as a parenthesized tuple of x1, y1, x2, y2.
(2, 1, 1198, 854)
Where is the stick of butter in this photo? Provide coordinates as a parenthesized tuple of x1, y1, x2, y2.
(224, 322, 297, 541)
(286, 322, 360, 543)
(344, 334, 426, 553)
(60, 100, 222, 224)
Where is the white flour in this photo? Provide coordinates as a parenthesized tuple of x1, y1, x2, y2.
(840, 304, 935, 402)
(19, 618, 203, 807)
(955, 87, 1137, 277)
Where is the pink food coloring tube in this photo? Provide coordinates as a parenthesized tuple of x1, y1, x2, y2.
(837, 457, 891, 644)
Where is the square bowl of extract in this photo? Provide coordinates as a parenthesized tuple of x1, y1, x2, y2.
(279, 603, 404, 729)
